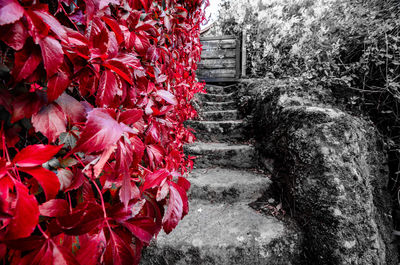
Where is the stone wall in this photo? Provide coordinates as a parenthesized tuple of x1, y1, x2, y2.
(247, 79, 397, 264)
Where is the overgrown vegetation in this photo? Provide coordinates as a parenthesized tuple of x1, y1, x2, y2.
(0, 0, 206, 263)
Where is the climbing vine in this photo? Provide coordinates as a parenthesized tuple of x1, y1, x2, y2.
(0, 0, 206, 263)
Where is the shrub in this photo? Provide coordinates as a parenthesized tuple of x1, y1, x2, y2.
(0, 0, 206, 263)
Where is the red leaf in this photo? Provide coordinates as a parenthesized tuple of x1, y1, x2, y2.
(171, 181, 189, 218)
(119, 109, 143, 126)
(139, 0, 150, 13)
(6, 181, 39, 240)
(0, 0, 24, 26)
(11, 92, 45, 123)
(39, 199, 69, 217)
(55, 93, 86, 124)
(19, 166, 60, 200)
(13, 144, 63, 167)
(32, 10, 67, 40)
(103, 61, 133, 85)
(91, 144, 116, 178)
(146, 144, 164, 169)
(51, 241, 80, 265)
(57, 202, 103, 235)
(177, 177, 191, 192)
(57, 168, 74, 191)
(97, 0, 119, 10)
(64, 168, 85, 192)
(122, 218, 153, 244)
(72, 108, 123, 154)
(38, 36, 64, 77)
(102, 16, 124, 44)
(12, 44, 42, 81)
(75, 232, 106, 265)
(96, 70, 121, 107)
(142, 169, 168, 191)
(130, 136, 145, 168)
(130, 33, 150, 55)
(1, 21, 29, 50)
(47, 70, 70, 102)
(162, 184, 183, 234)
(32, 103, 67, 143)
(103, 230, 136, 265)
(146, 46, 159, 62)
(156, 89, 177, 105)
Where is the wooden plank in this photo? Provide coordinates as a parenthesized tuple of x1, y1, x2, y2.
(241, 30, 247, 77)
(197, 68, 236, 78)
(200, 35, 237, 41)
(201, 39, 236, 49)
(198, 58, 236, 69)
(199, 77, 238, 83)
(235, 38, 240, 78)
(201, 49, 236, 59)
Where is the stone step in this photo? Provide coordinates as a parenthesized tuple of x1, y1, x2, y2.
(184, 142, 257, 168)
(203, 101, 236, 111)
(205, 84, 235, 94)
(198, 92, 235, 102)
(185, 120, 246, 142)
(188, 167, 271, 203)
(141, 201, 302, 265)
(200, 110, 239, 121)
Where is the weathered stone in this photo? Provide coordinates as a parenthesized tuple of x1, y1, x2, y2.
(204, 84, 234, 94)
(200, 110, 239, 121)
(202, 101, 236, 111)
(198, 92, 235, 102)
(188, 167, 271, 203)
(185, 120, 246, 142)
(184, 142, 257, 168)
(140, 201, 303, 265)
(252, 80, 397, 265)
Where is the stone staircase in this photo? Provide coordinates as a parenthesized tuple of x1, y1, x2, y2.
(141, 84, 302, 265)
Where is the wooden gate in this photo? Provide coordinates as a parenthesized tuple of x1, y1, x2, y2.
(197, 34, 246, 83)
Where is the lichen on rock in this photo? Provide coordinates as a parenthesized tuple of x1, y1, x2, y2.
(251, 78, 397, 264)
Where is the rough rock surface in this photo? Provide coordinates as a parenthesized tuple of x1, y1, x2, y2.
(184, 142, 256, 168)
(141, 201, 301, 265)
(251, 79, 397, 265)
(188, 167, 272, 203)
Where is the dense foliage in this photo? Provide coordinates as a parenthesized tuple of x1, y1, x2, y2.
(0, 0, 206, 263)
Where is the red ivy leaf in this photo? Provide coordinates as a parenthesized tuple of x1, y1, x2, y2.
(12, 44, 42, 82)
(19, 166, 61, 200)
(55, 93, 86, 124)
(11, 92, 45, 123)
(96, 70, 121, 108)
(142, 169, 168, 191)
(102, 16, 124, 44)
(72, 108, 123, 154)
(38, 36, 64, 77)
(162, 184, 183, 234)
(75, 232, 106, 265)
(32, 103, 67, 143)
(103, 230, 136, 265)
(119, 109, 143, 126)
(156, 89, 177, 105)
(0, 0, 24, 26)
(13, 144, 62, 167)
(6, 181, 39, 240)
(0, 21, 29, 50)
(47, 70, 71, 102)
(39, 199, 69, 217)
(122, 218, 154, 244)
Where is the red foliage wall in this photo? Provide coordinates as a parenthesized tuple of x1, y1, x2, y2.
(0, 0, 206, 263)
